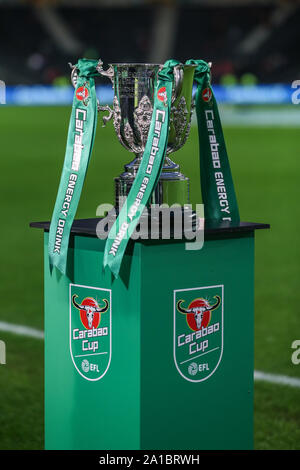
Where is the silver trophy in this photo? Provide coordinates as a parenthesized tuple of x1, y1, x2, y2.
(71, 61, 196, 211)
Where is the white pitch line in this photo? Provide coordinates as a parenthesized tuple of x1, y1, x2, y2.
(0, 321, 44, 339)
(254, 370, 300, 389)
(1, 321, 300, 389)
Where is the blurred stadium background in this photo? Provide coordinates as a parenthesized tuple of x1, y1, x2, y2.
(0, 0, 300, 450)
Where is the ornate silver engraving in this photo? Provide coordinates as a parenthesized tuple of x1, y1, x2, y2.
(133, 95, 153, 148)
(168, 96, 189, 153)
(112, 96, 129, 151)
(180, 100, 195, 148)
(124, 122, 142, 154)
(112, 96, 121, 133)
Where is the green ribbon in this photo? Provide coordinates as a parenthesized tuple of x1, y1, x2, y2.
(103, 60, 179, 278)
(48, 58, 99, 274)
(186, 59, 240, 226)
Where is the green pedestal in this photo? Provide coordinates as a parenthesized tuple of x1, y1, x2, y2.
(32, 219, 268, 450)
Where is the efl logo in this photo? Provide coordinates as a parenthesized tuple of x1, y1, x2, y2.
(157, 86, 167, 102)
(173, 285, 223, 382)
(202, 87, 212, 102)
(76, 86, 89, 101)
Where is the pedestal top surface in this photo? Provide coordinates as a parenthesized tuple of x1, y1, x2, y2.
(30, 218, 270, 239)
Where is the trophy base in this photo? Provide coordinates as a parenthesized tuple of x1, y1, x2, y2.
(114, 155, 190, 210)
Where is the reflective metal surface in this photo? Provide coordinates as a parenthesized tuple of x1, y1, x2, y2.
(96, 62, 196, 208)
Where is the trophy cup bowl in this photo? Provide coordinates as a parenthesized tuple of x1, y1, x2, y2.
(96, 62, 196, 210)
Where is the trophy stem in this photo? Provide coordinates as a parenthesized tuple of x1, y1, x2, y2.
(123, 153, 143, 177)
(115, 154, 190, 211)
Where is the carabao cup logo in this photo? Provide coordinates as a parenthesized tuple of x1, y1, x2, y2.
(173, 285, 223, 382)
(69, 284, 111, 381)
(157, 86, 167, 103)
(202, 87, 212, 102)
(76, 86, 89, 101)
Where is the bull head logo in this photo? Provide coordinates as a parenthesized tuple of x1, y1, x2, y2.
(72, 294, 109, 329)
(177, 295, 221, 330)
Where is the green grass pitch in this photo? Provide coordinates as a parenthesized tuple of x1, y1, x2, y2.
(0, 106, 299, 449)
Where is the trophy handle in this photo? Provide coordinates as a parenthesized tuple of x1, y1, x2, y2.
(96, 61, 114, 126)
(69, 59, 115, 86)
(69, 62, 78, 88)
(96, 61, 114, 84)
(69, 61, 114, 126)
(98, 104, 113, 127)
